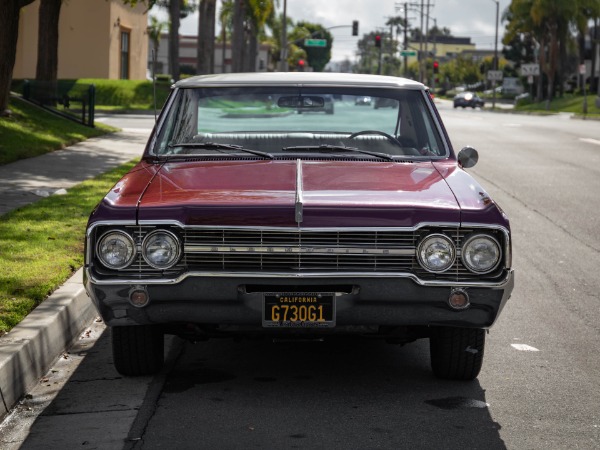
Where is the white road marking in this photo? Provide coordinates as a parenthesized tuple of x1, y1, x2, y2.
(511, 343, 540, 352)
(579, 138, 600, 146)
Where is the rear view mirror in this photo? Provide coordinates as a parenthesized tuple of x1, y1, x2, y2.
(277, 96, 325, 109)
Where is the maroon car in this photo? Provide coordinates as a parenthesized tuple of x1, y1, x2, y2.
(84, 73, 514, 380)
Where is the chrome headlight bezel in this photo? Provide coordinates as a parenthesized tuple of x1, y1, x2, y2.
(141, 229, 182, 270)
(461, 233, 502, 274)
(96, 230, 136, 270)
(417, 233, 456, 273)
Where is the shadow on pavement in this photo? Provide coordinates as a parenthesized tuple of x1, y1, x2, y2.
(14, 329, 506, 449)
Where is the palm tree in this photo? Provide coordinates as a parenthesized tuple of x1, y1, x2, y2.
(148, 15, 167, 74)
(197, 0, 217, 74)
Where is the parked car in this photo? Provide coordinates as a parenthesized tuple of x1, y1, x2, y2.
(453, 91, 485, 109)
(85, 72, 514, 380)
(355, 95, 372, 106)
(373, 96, 398, 109)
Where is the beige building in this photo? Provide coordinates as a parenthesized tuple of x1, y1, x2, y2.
(405, 36, 476, 65)
(151, 34, 271, 75)
(14, 0, 148, 80)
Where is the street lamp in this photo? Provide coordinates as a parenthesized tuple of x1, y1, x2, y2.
(491, 0, 499, 109)
(280, 0, 288, 72)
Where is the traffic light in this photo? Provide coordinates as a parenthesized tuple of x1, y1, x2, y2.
(433, 61, 439, 74)
(297, 59, 305, 71)
(352, 20, 359, 36)
(375, 35, 381, 48)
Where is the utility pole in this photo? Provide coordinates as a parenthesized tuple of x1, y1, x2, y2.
(419, 0, 424, 83)
(404, 2, 408, 77)
(424, 0, 430, 84)
(280, 0, 288, 72)
(491, 0, 499, 109)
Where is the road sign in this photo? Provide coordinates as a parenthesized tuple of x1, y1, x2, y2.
(400, 50, 417, 57)
(487, 70, 503, 81)
(521, 63, 540, 76)
(304, 39, 327, 47)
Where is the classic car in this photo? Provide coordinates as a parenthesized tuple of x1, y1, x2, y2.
(85, 72, 514, 380)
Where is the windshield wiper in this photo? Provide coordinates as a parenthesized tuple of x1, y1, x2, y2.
(282, 144, 395, 161)
(167, 142, 274, 159)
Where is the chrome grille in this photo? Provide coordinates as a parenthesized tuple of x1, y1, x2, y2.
(90, 225, 507, 282)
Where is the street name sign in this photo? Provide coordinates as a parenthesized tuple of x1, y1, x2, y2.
(487, 70, 503, 81)
(304, 39, 327, 47)
(521, 63, 540, 76)
(400, 50, 417, 56)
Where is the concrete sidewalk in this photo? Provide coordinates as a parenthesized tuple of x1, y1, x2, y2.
(0, 130, 149, 420)
(0, 130, 147, 215)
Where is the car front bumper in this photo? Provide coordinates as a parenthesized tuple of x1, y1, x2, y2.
(85, 270, 514, 331)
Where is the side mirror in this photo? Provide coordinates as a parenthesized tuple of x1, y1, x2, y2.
(458, 146, 479, 169)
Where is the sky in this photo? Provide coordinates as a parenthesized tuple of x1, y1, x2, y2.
(153, 0, 512, 62)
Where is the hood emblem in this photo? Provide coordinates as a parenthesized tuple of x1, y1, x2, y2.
(295, 159, 304, 224)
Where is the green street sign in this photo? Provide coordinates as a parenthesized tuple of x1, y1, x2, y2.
(400, 50, 417, 56)
(304, 39, 327, 47)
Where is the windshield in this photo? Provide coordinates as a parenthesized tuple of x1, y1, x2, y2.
(153, 86, 447, 159)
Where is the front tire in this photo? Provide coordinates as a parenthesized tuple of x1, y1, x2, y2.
(112, 325, 164, 376)
(430, 327, 485, 380)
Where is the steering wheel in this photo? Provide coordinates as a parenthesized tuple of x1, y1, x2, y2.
(348, 130, 402, 146)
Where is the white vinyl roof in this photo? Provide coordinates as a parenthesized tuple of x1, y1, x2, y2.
(174, 72, 425, 90)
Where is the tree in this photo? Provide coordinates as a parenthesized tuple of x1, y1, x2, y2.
(197, 0, 217, 74)
(148, 15, 167, 73)
(503, 0, 599, 105)
(151, 1, 197, 80)
(246, 0, 275, 71)
(231, 0, 246, 72)
(294, 22, 332, 72)
(0, 0, 36, 115)
(228, 0, 276, 72)
(36, 0, 62, 84)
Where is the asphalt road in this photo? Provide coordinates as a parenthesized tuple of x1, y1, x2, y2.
(2, 104, 600, 449)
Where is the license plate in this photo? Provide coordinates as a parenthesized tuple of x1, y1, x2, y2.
(262, 293, 335, 328)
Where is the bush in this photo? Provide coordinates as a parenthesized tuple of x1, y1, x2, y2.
(12, 78, 172, 109)
(76, 79, 171, 107)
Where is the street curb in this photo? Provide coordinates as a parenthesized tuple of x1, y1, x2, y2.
(0, 269, 97, 421)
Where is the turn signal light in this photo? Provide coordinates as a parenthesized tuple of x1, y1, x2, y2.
(448, 289, 470, 310)
(130, 289, 149, 308)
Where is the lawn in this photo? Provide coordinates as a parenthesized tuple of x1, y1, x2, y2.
(515, 94, 600, 117)
(0, 160, 138, 335)
(0, 96, 117, 165)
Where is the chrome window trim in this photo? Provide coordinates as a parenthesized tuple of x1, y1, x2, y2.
(147, 87, 178, 156)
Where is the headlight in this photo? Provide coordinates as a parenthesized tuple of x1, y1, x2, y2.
(142, 230, 181, 269)
(462, 234, 501, 274)
(97, 231, 136, 269)
(417, 234, 456, 273)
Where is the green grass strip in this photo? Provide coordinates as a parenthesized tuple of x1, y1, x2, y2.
(0, 159, 138, 335)
(0, 97, 117, 166)
(515, 94, 600, 116)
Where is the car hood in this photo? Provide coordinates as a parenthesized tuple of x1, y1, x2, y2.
(133, 159, 464, 227)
